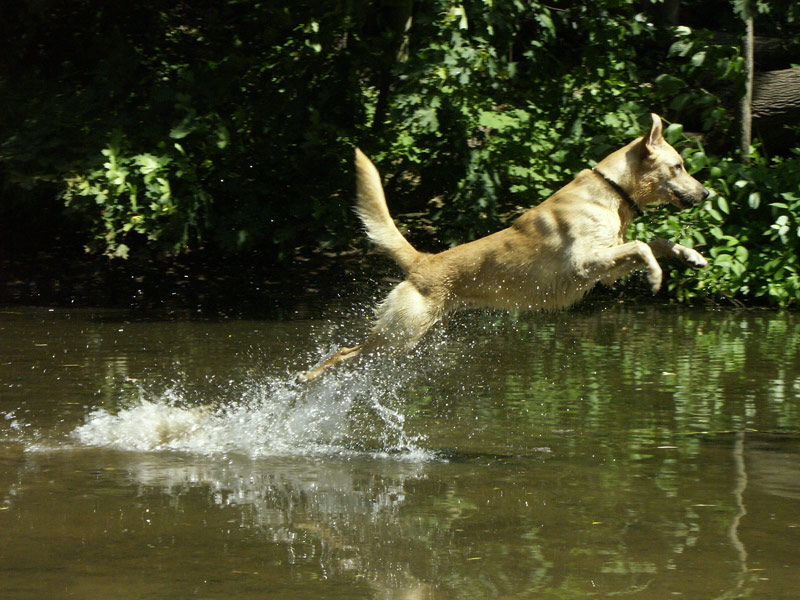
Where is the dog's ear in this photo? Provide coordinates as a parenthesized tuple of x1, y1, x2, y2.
(641, 113, 664, 158)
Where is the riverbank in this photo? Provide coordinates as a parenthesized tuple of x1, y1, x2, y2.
(1, 244, 742, 316)
(0, 246, 401, 317)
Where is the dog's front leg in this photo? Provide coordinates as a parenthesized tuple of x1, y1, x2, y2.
(648, 238, 708, 268)
(585, 241, 663, 293)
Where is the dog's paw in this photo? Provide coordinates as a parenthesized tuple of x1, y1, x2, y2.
(681, 247, 708, 268)
(647, 267, 663, 294)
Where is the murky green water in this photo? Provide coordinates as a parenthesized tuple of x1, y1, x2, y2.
(1, 304, 799, 599)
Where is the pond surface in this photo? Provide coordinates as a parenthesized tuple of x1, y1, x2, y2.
(1, 303, 799, 599)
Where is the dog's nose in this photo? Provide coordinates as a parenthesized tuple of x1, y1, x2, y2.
(701, 188, 710, 200)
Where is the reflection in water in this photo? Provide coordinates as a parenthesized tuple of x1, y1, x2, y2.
(5, 435, 798, 599)
(126, 453, 433, 593)
(0, 305, 799, 599)
(2, 448, 437, 598)
(729, 431, 749, 598)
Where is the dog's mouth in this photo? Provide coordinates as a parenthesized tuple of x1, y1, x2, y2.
(669, 184, 709, 209)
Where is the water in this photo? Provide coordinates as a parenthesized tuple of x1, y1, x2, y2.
(1, 303, 799, 599)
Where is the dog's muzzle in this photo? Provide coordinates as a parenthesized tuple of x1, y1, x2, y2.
(670, 184, 710, 208)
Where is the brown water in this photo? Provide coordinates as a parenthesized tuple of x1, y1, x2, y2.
(1, 304, 799, 599)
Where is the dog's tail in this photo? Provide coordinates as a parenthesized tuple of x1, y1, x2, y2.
(354, 148, 420, 273)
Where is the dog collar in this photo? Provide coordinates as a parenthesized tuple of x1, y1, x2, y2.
(592, 168, 643, 217)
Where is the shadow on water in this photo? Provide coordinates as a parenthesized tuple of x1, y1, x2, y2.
(1, 303, 800, 599)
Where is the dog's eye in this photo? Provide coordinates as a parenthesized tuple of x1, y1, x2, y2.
(672, 163, 684, 173)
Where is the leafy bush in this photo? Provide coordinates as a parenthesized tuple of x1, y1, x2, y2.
(637, 9, 800, 308)
(636, 124, 800, 307)
(370, 0, 661, 246)
(1, 1, 364, 260)
(2, 0, 799, 307)
(654, 25, 744, 137)
(62, 135, 212, 258)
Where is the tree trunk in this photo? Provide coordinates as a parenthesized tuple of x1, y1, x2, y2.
(371, 0, 414, 132)
(751, 67, 800, 153)
(752, 67, 800, 119)
(740, 16, 754, 159)
(712, 33, 791, 70)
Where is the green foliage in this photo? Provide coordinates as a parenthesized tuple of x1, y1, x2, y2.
(637, 125, 800, 307)
(1, 0, 799, 306)
(1, 1, 364, 259)
(655, 25, 744, 136)
(376, 0, 658, 245)
(636, 1, 800, 307)
(62, 135, 211, 258)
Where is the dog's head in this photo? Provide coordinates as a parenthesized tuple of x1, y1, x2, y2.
(635, 114, 710, 209)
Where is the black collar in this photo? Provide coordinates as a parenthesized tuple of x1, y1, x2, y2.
(592, 168, 643, 217)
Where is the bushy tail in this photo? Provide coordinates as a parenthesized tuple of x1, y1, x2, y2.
(354, 148, 420, 273)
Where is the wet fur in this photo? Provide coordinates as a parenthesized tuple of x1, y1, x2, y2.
(299, 114, 709, 382)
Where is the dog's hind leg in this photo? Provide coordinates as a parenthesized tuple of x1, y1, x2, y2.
(297, 344, 364, 383)
(368, 280, 444, 351)
(297, 281, 443, 383)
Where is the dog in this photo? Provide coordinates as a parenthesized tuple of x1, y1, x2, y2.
(299, 113, 709, 382)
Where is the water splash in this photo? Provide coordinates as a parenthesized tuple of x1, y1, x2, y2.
(1, 410, 39, 445)
(72, 356, 433, 461)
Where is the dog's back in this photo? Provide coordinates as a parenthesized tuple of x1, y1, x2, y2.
(404, 170, 620, 312)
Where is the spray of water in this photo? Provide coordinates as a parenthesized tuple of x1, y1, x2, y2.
(72, 352, 434, 461)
